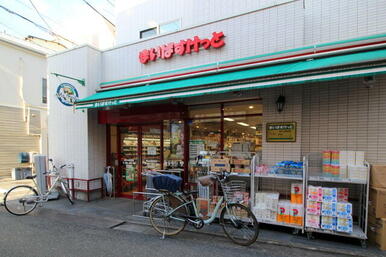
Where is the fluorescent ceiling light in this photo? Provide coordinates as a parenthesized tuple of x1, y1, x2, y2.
(224, 118, 234, 121)
(237, 122, 249, 126)
(250, 126, 256, 129)
(249, 106, 254, 109)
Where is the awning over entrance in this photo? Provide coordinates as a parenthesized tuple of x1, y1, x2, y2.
(76, 48, 386, 109)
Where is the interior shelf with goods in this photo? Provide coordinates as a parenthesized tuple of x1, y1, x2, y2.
(251, 154, 306, 231)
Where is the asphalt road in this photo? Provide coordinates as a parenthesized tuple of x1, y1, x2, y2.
(0, 207, 352, 257)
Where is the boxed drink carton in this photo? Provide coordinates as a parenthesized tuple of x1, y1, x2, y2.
(339, 151, 348, 166)
(322, 150, 331, 164)
(321, 201, 337, 217)
(330, 165, 339, 177)
(347, 151, 356, 165)
(339, 165, 348, 178)
(291, 183, 303, 204)
(306, 200, 321, 215)
(308, 186, 323, 202)
(337, 217, 353, 233)
(331, 151, 340, 165)
(306, 214, 320, 228)
(336, 202, 352, 218)
(337, 188, 349, 202)
(369, 188, 386, 218)
(322, 187, 337, 202)
(277, 200, 290, 224)
(370, 165, 386, 189)
(290, 204, 303, 226)
(321, 216, 337, 230)
(348, 165, 368, 180)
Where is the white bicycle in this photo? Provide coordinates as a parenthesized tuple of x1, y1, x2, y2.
(3, 159, 74, 216)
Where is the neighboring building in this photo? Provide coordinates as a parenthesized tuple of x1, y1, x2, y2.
(0, 34, 48, 177)
(48, 0, 386, 201)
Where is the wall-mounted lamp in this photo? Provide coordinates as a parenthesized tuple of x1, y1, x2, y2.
(276, 95, 286, 113)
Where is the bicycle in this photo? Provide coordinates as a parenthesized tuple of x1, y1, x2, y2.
(148, 171, 259, 246)
(3, 159, 74, 216)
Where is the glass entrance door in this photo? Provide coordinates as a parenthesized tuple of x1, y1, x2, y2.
(119, 124, 162, 197)
(119, 126, 140, 196)
(141, 125, 162, 173)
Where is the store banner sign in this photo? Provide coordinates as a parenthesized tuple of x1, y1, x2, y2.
(266, 122, 296, 142)
(139, 31, 225, 64)
(56, 83, 79, 106)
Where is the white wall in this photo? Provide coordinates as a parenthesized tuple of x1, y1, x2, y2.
(48, 46, 104, 180)
(302, 75, 386, 164)
(262, 86, 303, 166)
(304, 0, 386, 45)
(0, 39, 47, 109)
(115, 0, 296, 44)
(105, 0, 304, 82)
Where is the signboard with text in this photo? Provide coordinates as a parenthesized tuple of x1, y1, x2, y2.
(138, 31, 225, 64)
(266, 122, 297, 142)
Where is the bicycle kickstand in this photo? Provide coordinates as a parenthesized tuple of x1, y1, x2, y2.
(161, 230, 165, 240)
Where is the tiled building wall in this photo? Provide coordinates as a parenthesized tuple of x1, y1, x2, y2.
(262, 85, 303, 166)
(304, 0, 386, 45)
(301, 75, 386, 164)
(103, 0, 304, 82)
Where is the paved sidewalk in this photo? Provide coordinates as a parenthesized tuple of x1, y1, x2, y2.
(32, 197, 384, 257)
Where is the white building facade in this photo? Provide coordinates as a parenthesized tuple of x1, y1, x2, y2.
(0, 34, 48, 177)
(48, 0, 386, 200)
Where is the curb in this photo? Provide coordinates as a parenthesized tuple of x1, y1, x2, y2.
(121, 218, 376, 257)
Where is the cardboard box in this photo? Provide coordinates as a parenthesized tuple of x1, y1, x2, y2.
(368, 217, 386, 250)
(196, 198, 210, 217)
(371, 165, 386, 189)
(370, 188, 386, 218)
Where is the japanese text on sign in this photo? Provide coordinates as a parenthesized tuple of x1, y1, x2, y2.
(139, 32, 225, 64)
(266, 122, 297, 142)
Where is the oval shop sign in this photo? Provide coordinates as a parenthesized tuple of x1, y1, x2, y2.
(56, 83, 79, 106)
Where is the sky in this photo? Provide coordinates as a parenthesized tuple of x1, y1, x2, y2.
(0, 0, 116, 50)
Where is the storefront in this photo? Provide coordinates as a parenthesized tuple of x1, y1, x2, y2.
(98, 98, 263, 198)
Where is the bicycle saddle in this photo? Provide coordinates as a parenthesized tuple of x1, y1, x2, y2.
(25, 175, 37, 179)
(197, 175, 216, 186)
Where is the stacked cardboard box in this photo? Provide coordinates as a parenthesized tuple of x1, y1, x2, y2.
(368, 165, 386, 250)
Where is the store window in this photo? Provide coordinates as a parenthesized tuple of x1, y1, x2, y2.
(223, 100, 262, 116)
(224, 116, 262, 152)
(159, 20, 180, 34)
(163, 120, 184, 169)
(140, 27, 157, 39)
(187, 100, 262, 184)
(189, 104, 220, 118)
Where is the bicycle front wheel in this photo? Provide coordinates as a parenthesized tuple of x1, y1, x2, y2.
(220, 203, 259, 246)
(4, 185, 38, 216)
(149, 194, 188, 236)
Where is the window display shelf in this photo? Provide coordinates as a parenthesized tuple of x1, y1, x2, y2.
(308, 176, 366, 184)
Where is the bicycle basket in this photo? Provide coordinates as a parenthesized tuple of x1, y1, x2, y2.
(222, 180, 247, 202)
(152, 174, 182, 193)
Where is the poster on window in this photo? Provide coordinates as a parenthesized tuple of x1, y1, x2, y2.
(170, 123, 183, 159)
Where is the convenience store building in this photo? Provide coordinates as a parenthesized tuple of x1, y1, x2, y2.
(47, 0, 386, 200)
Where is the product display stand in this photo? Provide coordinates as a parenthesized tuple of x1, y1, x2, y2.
(304, 153, 370, 247)
(250, 154, 306, 233)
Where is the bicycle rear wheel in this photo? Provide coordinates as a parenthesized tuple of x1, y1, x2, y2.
(149, 194, 188, 236)
(4, 185, 38, 216)
(220, 203, 259, 246)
